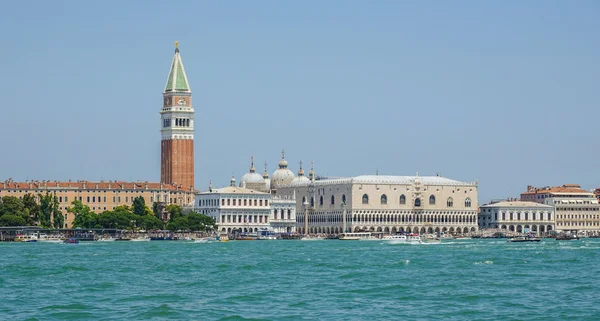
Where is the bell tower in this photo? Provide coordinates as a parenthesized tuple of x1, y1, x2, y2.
(160, 41, 194, 190)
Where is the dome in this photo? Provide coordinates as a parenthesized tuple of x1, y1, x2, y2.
(240, 157, 268, 192)
(271, 150, 295, 189)
(291, 161, 311, 186)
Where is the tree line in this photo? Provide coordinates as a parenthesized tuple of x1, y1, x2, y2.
(0, 194, 217, 232)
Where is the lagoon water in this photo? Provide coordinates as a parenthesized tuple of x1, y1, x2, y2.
(1, 239, 599, 320)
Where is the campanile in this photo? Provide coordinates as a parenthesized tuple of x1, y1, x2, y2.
(160, 41, 194, 189)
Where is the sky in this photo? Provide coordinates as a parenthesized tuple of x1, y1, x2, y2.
(0, 1, 598, 202)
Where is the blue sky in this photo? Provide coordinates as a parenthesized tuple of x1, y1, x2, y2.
(0, 1, 598, 202)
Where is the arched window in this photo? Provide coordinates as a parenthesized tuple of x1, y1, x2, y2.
(447, 197, 453, 207)
(342, 194, 346, 204)
(400, 195, 406, 205)
(465, 197, 471, 208)
(274, 209, 278, 220)
(381, 194, 387, 205)
(331, 195, 335, 205)
(429, 195, 436, 205)
(310, 197, 314, 207)
(362, 194, 369, 204)
(319, 196, 323, 206)
(415, 198, 421, 207)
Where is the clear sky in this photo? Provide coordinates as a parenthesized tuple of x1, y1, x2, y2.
(0, 1, 598, 202)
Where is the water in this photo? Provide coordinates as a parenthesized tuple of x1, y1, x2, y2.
(1, 239, 599, 320)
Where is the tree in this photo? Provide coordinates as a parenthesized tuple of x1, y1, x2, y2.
(166, 216, 189, 231)
(187, 212, 217, 232)
(166, 204, 183, 222)
(38, 192, 53, 228)
(132, 196, 146, 216)
(0, 196, 25, 217)
(0, 214, 26, 226)
(52, 194, 64, 228)
(22, 193, 40, 225)
(139, 215, 163, 230)
(69, 200, 97, 229)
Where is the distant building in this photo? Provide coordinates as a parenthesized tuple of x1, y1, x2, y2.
(195, 177, 271, 233)
(479, 200, 554, 235)
(520, 184, 600, 236)
(520, 184, 591, 203)
(161, 42, 195, 190)
(0, 179, 195, 228)
(277, 171, 479, 235)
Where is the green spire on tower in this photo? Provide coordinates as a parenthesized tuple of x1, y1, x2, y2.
(164, 41, 191, 93)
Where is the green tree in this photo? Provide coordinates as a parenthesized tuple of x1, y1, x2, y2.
(166, 204, 183, 222)
(152, 202, 160, 220)
(0, 196, 25, 217)
(187, 212, 217, 231)
(132, 196, 146, 216)
(22, 193, 40, 225)
(139, 215, 164, 230)
(0, 214, 26, 226)
(52, 194, 64, 228)
(38, 192, 53, 228)
(166, 216, 189, 231)
(69, 200, 97, 229)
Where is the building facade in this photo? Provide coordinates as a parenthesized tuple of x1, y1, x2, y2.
(0, 179, 195, 228)
(270, 195, 296, 233)
(479, 200, 554, 235)
(195, 178, 272, 233)
(161, 42, 195, 190)
(521, 184, 600, 236)
(278, 174, 479, 235)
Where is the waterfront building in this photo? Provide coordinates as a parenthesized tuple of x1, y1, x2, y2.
(0, 179, 195, 228)
(521, 184, 600, 235)
(277, 170, 479, 235)
(161, 41, 195, 190)
(195, 177, 271, 233)
(479, 200, 554, 235)
(270, 195, 296, 234)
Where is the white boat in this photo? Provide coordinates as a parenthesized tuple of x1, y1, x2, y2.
(37, 234, 63, 243)
(339, 232, 379, 241)
(257, 230, 277, 240)
(97, 236, 116, 242)
(194, 237, 217, 243)
(383, 234, 423, 244)
(130, 236, 151, 242)
(300, 235, 325, 241)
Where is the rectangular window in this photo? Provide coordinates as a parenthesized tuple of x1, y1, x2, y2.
(265, 200, 268, 206)
(118, 196, 121, 202)
(227, 199, 230, 206)
(254, 199, 257, 206)
(233, 199, 236, 206)
(150, 197, 153, 202)
(87, 196, 90, 202)
(65, 196, 68, 203)
(104, 196, 106, 202)
(222, 199, 225, 206)
(59, 196, 63, 202)
(126, 197, 128, 203)
(93, 196, 96, 202)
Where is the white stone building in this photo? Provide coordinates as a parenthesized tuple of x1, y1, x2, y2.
(546, 197, 600, 236)
(195, 177, 271, 233)
(479, 200, 554, 235)
(278, 172, 479, 235)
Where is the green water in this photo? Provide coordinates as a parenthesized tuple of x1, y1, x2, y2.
(1, 239, 599, 320)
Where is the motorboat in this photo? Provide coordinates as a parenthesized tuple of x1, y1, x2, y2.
(194, 237, 218, 243)
(339, 232, 379, 240)
(14, 234, 37, 242)
(300, 235, 326, 241)
(63, 238, 79, 244)
(37, 234, 63, 243)
(556, 233, 579, 241)
(130, 236, 151, 242)
(383, 233, 423, 244)
(508, 235, 541, 242)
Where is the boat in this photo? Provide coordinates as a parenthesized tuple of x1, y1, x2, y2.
(257, 229, 277, 240)
(339, 232, 379, 240)
(383, 233, 423, 244)
(195, 237, 218, 243)
(130, 236, 151, 242)
(508, 235, 541, 242)
(97, 236, 116, 242)
(300, 235, 326, 241)
(453, 236, 472, 240)
(64, 238, 79, 244)
(556, 233, 579, 241)
(218, 234, 229, 242)
(14, 234, 37, 242)
(235, 233, 258, 241)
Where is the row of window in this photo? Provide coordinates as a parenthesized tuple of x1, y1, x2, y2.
(494, 212, 553, 221)
(361, 194, 471, 208)
(297, 214, 477, 224)
(273, 209, 293, 220)
(163, 118, 191, 128)
(220, 215, 268, 224)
